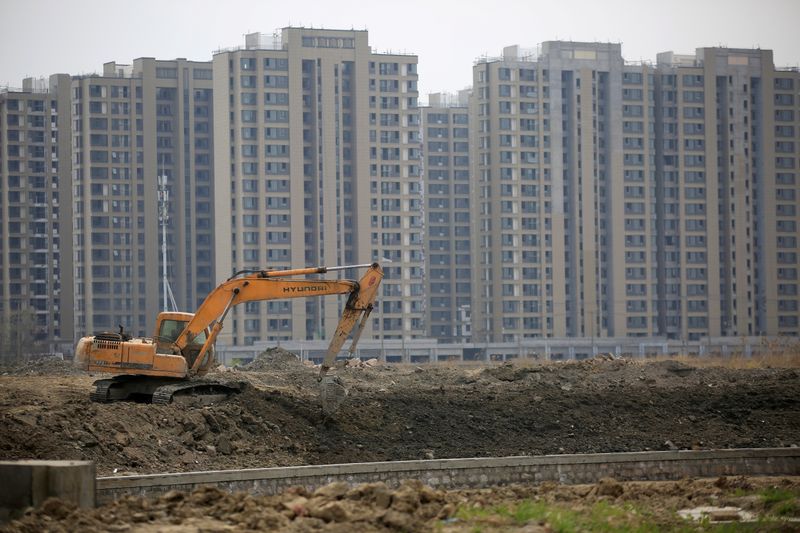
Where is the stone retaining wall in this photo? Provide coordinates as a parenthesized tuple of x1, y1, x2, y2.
(97, 447, 800, 504)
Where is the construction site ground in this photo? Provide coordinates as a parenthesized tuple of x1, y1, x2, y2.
(1, 350, 799, 530)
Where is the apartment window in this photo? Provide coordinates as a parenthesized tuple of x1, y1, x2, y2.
(682, 74, 704, 86)
(623, 72, 643, 85)
(682, 90, 704, 103)
(623, 105, 643, 117)
(683, 107, 704, 119)
(156, 68, 177, 79)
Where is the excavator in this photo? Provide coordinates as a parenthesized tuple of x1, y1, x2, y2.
(74, 262, 383, 413)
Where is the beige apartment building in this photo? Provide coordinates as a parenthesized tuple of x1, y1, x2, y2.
(0, 76, 73, 352)
(70, 58, 216, 338)
(655, 48, 800, 338)
(212, 28, 421, 346)
(473, 42, 799, 342)
(421, 91, 473, 342)
(471, 42, 658, 341)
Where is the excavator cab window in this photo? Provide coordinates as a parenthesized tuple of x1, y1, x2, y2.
(191, 329, 207, 346)
(158, 319, 187, 343)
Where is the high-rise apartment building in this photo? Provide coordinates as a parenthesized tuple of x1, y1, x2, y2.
(0, 75, 73, 352)
(472, 42, 799, 342)
(472, 43, 658, 341)
(655, 48, 800, 338)
(2, 33, 796, 354)
(421, 91, 473, 342)
(71, 58, 215, 338)
(213, 28, 421, 346)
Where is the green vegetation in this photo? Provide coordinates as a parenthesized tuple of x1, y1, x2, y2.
(453, 499, 659, 532)
(760, 486, 800, 517)
(448, 493, 800, 532)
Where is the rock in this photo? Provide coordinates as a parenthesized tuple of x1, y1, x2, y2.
(664, 440, 679, 451)
(346, 482, 392, 509)
(391, 484, 421, 513)
(381, 509, 417, 531)
(179, 452, 196, 465)
(122, 446, 148, 466)
(364, 358, 380, 367)
(597, 478, 624, 497)
(346, 358, 362, 368)
(114, 432, 130, 446)
(282, 496, 308, 516)
(217, 435, 233, 455)
(314, 481, 350, 500)
(160, 490, 185, 503)
(309, 501, 349, 522)
(40, 498, 73, 519)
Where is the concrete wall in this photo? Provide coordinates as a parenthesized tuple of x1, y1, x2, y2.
(97, 447, 800, 504)
(0, 460, 95, 522)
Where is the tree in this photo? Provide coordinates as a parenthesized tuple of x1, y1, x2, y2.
(0, 308, 44, 363)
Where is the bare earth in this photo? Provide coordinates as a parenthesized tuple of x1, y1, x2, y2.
(1, 352, 799, 475)
(1, 352, 800, 530)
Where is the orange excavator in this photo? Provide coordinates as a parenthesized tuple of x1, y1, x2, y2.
(75, 262, 383, 412)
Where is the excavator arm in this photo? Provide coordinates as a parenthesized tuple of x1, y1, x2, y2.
(175, 262, 383, 377)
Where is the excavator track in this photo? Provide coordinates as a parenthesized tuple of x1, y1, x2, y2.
(89, 379, 120, 403)
(151, 380, 247, 405)
(89, 376, 246, 405)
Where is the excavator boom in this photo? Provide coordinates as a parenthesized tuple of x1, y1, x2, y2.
(177, 263, 382, 376)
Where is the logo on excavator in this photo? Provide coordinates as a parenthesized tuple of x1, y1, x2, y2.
(283, 285, 327, 293)
(368, 276, 376, 287)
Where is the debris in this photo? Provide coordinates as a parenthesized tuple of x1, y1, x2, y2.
(678, 506, 755, 523)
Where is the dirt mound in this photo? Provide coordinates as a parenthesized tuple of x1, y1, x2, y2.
(242, 347, 304, 372)
(0, 356, 81, 377)
(0, 359, 799, 475)
(4, 479, 448, 532)
(4, 477, 799, 532)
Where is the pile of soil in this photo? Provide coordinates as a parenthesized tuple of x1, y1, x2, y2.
(0, 357, 799, 475)
(241, 347, 304, 372)
(0, 356, 82, 377)
(4, 476, 798, 532)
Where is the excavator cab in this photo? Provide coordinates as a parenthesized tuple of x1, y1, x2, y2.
(153, 311, 212, 369)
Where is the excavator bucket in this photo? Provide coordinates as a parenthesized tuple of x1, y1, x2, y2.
(319, 375, 347, 417)
(316, 263, 383, 416)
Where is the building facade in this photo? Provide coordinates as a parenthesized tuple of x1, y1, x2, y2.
(1, 33, 796, 355)
(471, 43, 658, 341)
(71, 58, 215, 338)
(213, 28, 422, 346)
(655, 48, 800, 338)
(421, 91, 473, 342)
(472, 42, 799, 342)
(0, 75, 74, 353)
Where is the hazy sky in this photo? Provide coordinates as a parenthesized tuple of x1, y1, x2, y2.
(1, 0, 798, 98)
